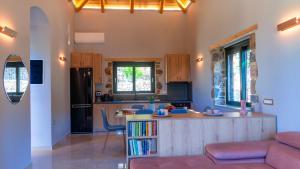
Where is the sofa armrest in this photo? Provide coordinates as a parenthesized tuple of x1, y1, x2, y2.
(206, 140, 274, 161)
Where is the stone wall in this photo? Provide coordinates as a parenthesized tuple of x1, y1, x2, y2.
(211, 34, 258, 106)
(211, 48, 226, 105)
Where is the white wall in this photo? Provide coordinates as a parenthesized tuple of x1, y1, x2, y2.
(0, 1, 31, 168)
(74, 10, 187, 57)
(187, 0, 300, 132)
(0, 0, 74, 168)
(30, 7, 52, 148)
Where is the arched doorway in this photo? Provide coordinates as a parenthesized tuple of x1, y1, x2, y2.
(30, 7, 52, 148)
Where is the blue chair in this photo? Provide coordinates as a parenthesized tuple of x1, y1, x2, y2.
(171, 108, 188, 114)
(157, 104, 166, 110)
(135, 109, 154, 115)
(131, 104, 144, 110)
(101, 110, 126, 152)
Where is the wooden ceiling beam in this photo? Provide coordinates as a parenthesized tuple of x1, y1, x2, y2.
(130, 0, 134, 13)
(176, 0, 187, 13)
(159, 0, 165, 14)
(100, 0, 105, 13)
(75, 0, 89, 12)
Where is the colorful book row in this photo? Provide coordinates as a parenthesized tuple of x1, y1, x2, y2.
(128, 139, 157, 156)
(128, 121, 157, 137)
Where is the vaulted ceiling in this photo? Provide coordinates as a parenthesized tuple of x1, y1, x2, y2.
(70, 0, 194, 13)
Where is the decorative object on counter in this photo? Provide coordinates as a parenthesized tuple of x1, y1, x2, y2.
(240, 100, 248, 115)
(165, 103, 176, 112)
(171, 108, 188, 114)
(95, 91, 103, 102)
(203, 109, 223, 116)
(148, 95, 156, 111)
(3, 55, 29, 104)
(157, 109, 169, 116)
(136, 109, 154, 115)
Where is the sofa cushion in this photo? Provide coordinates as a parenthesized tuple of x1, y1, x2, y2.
(266, 142, 300, 169)
(130, 156, 214, 169)
(207, 152, 265, 164)
(276, 132, 300, 149)
(214, 163, 274, 169)
(206, 141, 273, 160)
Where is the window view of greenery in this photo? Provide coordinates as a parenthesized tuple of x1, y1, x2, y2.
(4, 66, 28, 93)
(227, 52, 241, 102)
(116, 67, 134, 92)
(226, 41, 251, 106)
(4, 67, 17, 93)
(114, 62, 154, 93)
(135, 67, 151, 91)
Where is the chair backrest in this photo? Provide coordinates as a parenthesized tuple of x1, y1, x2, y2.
(135, 109, 154, 115)
(266, 132, 300, 169)
(101, 110, 110, 130)
(131, 104, 144, 110)
(157, 104, 166, 110)
(171, 108, 188, 114)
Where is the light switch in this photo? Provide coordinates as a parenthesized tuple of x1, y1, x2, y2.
(263, 99, 274, 105)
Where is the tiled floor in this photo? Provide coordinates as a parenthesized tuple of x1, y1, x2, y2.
(28, 133, 127, 169)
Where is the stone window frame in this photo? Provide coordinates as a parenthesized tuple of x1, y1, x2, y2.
(211, 33, 258, 107)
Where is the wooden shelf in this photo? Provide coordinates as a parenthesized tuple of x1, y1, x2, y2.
(128, 154, 158, 158)
(126, 119, 159, 164)
(128, 136, 157, 139)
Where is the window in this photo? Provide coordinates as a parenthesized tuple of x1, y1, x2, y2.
(4, 62, 28, 94)
(113, 62, 155, 94)
(225, 40, 251, 106)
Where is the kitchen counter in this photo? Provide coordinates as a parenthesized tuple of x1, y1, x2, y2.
(126, 112, 277, 157)
(126, 111, 275, 120)
(94, 100, 192, 104)
(93, 101, 192, 132)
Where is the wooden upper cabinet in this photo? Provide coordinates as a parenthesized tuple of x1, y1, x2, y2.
(178, 54, 191, 82)
(71, 52, 93, 68)
(93, 54, 102, 84)
(166, 54, 191, 83)
(71, 52, 103, 84)
(166, 54, 179, 82)
(82, 53, 94, 68)
(71, 52, 82, 68)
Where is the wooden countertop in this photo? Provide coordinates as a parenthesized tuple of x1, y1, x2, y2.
(126, 112, 276, 121)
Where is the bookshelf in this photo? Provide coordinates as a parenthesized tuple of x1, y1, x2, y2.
(126, 115, 159, 164)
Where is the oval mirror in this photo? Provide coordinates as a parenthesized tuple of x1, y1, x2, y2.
(3, 55, 29, 104)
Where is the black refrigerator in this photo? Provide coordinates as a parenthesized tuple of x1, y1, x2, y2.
(70, 68, 93, 133)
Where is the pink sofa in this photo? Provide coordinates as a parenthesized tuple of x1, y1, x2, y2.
(130, 132, 300, 169)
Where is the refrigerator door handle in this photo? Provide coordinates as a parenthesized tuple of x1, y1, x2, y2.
(71, 104, 93, 109)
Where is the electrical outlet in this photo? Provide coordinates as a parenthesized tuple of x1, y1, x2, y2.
(263, 99, 274, 105)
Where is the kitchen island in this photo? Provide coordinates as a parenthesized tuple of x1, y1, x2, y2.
(93, 101, 192, 132)
(125, 112, 276, 159)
